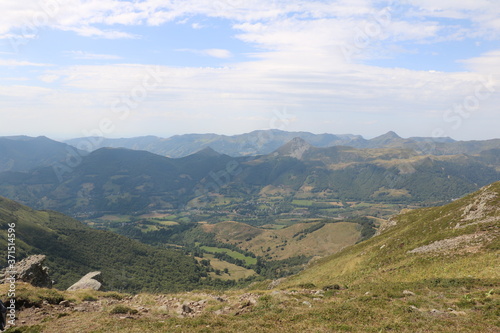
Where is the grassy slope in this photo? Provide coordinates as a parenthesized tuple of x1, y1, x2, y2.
(284, 181, 500, 288)
(3, 183, 500, 332)
(199, 254, 256, 280)
(0, 197, 204, 293)
(203, 220, 361, 260)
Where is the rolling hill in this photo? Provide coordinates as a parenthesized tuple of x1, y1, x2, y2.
(0, 196, 209, 293)
(201, 220, 361, 261)
(0, 136, 87, 172)
(284, 181, 500, 288)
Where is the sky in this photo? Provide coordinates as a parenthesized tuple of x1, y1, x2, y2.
(0, 0, 499, 141)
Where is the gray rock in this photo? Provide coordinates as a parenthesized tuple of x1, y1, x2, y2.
(59, 300, 72, 307)
(408, 305, 420, 312)
(267, 278, 285, 289)
(403, 290, 415, 296)
(67, 271, 103, 291)
(0, 255, 52, 288)
(430, 309, 444, 315)
(182, 304, 193, 313)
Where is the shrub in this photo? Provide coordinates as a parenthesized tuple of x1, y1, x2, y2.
(110, 305, 138, 315)
(104, 292, 125, 300)
(297, 283, 316, 289)
(82, 295, 98, 302)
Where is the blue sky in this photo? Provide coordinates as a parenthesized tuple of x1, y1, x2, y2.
(0, 0, 499, 141)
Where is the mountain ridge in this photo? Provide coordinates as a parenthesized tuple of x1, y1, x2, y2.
(0, 136, 87, 173)
(0, 138, 498, 217)
(64, 130, 497, 158)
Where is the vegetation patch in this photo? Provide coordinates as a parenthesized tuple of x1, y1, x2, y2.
(110, 305, 138, 315)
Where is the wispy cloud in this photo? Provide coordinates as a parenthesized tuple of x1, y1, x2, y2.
(65, 51, 122, 60)
(0, 59, 52, 67)
(1, 0, 499, 140)
(191, 23, 205, 30)
(59, 26, 139, 39)
(0, 1, 498, 45)
(176, 48, 233, 59)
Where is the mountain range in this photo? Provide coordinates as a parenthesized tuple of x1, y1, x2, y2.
(64, 130, 500, 158)
(0, 135, 499, 217)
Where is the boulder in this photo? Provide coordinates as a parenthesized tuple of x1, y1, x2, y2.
(0, 255, 52, 288)
(403, 290, 415, 296)
(67, 271, 103, 291)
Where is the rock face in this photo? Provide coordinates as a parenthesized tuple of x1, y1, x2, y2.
(67, 271, 103, 291)
(275, 137, 312, 160)
(0, 254, 52, 288)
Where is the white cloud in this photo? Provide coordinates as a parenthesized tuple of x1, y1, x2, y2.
(0, 59, 52, 66)
(39, 74, 60, 83)
(202, 49, 233, 58)
(1, 0, 499, 139)
(0, 0, 497, 45)
(65, 51, 122, 60)
(176, 48, 233, 58)
(458, 50, 500, 75)
(191, 23, 205, 29)
(0, 84, 53, 98)
(59, 25, 139, 39)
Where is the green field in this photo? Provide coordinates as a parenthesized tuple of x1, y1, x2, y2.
(201, 254, 256, 280)
(292, 199, 314, 206)
(200, 246, 257, 265)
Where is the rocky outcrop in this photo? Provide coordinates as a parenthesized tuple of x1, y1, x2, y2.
(0, 254, 52, 288)
(407, 232, 492, 255)
(67, 271, 103, 291)
(275, 137, 312, 160)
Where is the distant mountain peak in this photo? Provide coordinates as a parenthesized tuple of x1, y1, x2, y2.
(381, 131, 401, 139)
(370, 131, 403, 145)
(194, 146, 221, 157)
(275, 137, 312, 159)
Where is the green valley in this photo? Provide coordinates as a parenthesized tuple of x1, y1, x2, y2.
(3, 181, 498, 333)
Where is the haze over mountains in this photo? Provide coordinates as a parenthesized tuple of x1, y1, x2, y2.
(0, 136, 87, 173)
(64, 130, 500, 158)
(0, 131, 499, 218)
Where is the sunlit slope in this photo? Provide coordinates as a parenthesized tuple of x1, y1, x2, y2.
(203, 220, 361, 260)
(284, 181, 500, 288)
(0, 196, 205, 293)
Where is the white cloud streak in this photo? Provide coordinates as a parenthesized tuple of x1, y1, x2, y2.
(0, 59, 52, 66)
(65, 51, 122, 60)
(176, 48, 233, 59)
